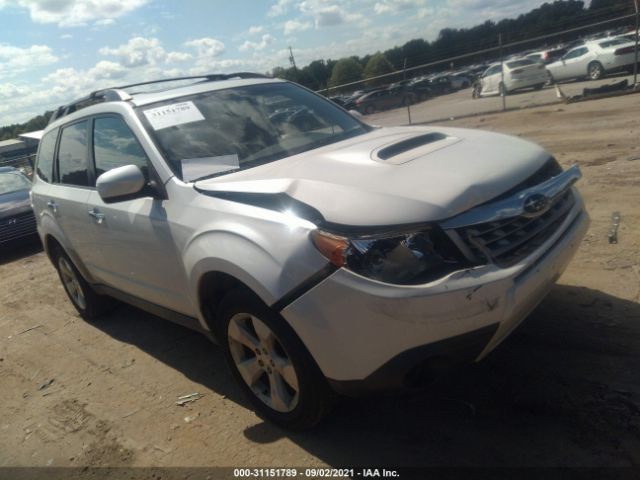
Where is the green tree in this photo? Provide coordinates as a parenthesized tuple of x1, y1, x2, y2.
(328, 58, 363, 90)
(363, 53, 395, 86)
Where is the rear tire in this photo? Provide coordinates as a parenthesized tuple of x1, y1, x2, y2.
(365, 105, 375, 115)
(52, 247, 113, 320)
(533, 83, 544, 90)
(217, 290, 334, 430)
(588, 61, 604, 80)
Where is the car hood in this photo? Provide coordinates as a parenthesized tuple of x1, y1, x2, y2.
(195, 126, 550, 227)
(0, 189, 31, 219)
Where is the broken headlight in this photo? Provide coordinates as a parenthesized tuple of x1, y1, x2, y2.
(311, 227, 465, 285)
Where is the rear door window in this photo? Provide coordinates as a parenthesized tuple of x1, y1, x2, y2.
(57, 121, 90, 187)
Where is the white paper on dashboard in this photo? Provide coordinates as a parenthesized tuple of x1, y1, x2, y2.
(143, 101, 205, 130)
(181, 155, 240, 182)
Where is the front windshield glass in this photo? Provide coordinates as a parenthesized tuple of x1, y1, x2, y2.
(0, 172, 31, 195)
(138, 82, 370, 181)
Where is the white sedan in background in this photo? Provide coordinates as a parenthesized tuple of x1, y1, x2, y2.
(546, 38, 638, 82)
(475, 59, 548, 97)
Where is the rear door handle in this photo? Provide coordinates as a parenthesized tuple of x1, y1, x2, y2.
(47, 201, 58, 214)
(88, 208, 105, 224)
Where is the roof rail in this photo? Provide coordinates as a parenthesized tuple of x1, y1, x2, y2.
(47, 72, 271, 125)
(47, 89, 132, 125)
(110, 72, 270, 91)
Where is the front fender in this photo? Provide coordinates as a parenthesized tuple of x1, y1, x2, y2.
(184, 223, 328, 311)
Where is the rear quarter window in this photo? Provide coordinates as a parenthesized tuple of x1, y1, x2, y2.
(36, 129, 58, 183)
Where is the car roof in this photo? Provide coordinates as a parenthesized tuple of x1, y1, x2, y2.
(46, 74, 284, 129)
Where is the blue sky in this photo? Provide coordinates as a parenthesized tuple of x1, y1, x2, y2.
(0, 0, 547, 127)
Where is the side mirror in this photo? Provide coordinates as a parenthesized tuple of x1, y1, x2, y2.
(348, 109, 363, 120)
(96, 165, 146, 203)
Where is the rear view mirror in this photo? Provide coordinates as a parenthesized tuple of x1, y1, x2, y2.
(96, 165, 146, 203)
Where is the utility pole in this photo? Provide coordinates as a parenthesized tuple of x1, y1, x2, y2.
(634, 0, 639, 89)
(499, 33, 506, 111)
(288, 46, 297, 69)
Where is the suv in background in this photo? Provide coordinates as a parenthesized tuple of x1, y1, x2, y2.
(32, 73, 589, 429)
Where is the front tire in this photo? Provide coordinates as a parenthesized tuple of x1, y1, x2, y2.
(217, 290, 333, 430)
(52, 248, 113, 320)
(588, 61, 604, 80)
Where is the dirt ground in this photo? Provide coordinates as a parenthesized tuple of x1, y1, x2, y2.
(1, 92, 639, 474)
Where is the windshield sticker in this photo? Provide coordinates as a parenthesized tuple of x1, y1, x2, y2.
(143, 101, 205, 130)
(181, 154, 240, 182)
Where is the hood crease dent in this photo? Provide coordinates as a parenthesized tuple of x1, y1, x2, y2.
(195, 126, 551, 228)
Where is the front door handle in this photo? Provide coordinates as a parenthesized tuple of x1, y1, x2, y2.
(88, 208, 105, 224)
(47, 201, 58, 214)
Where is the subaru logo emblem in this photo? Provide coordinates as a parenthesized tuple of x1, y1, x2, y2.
(522, 193, 549, 217)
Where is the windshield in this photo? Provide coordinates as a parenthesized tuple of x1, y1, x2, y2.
(0, 172, 31, 195)
(138, 82, 370, 181)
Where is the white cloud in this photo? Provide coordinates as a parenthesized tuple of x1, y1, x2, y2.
(0, 83, 30, 99)
(283, 19, 312, 35)
(374, 0, 425, 15)
(99, 37, 166, 68)
(298, 2, 362, 27)
(60, 33, 73, 39)
(166, 51, 192, 63)
(239, 34, 275, 52)
(249, 26, 264, 35)
(0, 0, 148, 27)
(94, 18, 115, 26)
(268, 0, 295, 17)
(184, 37, 226, 60)
(0, 44, 59, 76)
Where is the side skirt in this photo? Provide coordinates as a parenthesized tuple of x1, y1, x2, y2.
(93, 284, 214, 341)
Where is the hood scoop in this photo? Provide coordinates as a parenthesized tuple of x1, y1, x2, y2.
(372, 132, 461, 165)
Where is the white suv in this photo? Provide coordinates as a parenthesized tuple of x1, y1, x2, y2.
(32, 73, 589, 429)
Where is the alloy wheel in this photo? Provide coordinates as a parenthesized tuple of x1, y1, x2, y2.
(227, 313, 300, 413)
(58, 256, 86, 310)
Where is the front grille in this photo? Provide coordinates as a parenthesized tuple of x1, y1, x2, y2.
(0, 210, 37, 244)
(455, 189, 575, 267)
(488, 157, 562, 204)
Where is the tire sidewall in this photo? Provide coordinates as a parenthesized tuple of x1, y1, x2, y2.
(216, 290, 331, 430)
(52, 247, 109, 320)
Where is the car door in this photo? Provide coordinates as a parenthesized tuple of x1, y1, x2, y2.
(84, 114, 192, 315)
(47, 120, 94, 265)
(558, 47, 590, 79)
(481, 66, 500, 94)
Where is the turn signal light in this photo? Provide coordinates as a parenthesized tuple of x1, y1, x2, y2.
(310, 230, 348, 267)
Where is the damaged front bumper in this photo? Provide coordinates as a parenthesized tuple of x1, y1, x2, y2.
(281, 193, 589, 395)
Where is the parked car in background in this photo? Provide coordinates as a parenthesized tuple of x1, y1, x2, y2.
(355, 87, 415, 114)
(526, 47, 567, 65)
(408, 77, 434, 100)
(475, 59, 547, 97)
(449, 74, 473, 89)
(0, 166, 37, 246)
(546, 39, 638, 82)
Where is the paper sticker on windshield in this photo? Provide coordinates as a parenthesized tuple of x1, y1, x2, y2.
(181, 154, 240, 182)
(143, 101, 205, 130)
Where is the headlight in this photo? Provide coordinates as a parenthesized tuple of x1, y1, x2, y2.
(311, 227, 466, 285)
